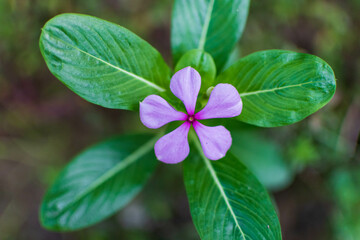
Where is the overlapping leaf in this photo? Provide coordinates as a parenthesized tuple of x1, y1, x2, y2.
(171, 0, 250, 71)
(218, 50, 336, 127)
(184, 134, 282, 240)
(40, 14, 170, 110)
(40, 134, 158, 231)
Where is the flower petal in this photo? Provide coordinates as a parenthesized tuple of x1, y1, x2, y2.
(154, 122, 191, 164)
(140, 95, 187, 129)
(170, 67, 201, 115)
(195, 83, 242, 120)
(193, 121, 232, 160)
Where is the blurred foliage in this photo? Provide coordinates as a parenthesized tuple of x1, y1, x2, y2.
(0, 0, 359, 239)
(329, 168, 360, 240)
(287, 135, 321, 171)
(231, 129, 293, 191)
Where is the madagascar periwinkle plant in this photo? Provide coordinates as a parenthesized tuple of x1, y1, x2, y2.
(39, 0, 336, 239)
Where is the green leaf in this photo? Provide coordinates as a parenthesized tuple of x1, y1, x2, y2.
(222, 45, 241, 72)
(171, 0, 250, 71)
(175, 49, 216, 93)
(40, 134, 158, 231)
(40, 13, 171, 110)
(184, 132, 282, 240)
(218, 50, 336, 127)
(230, 130, 293, 191)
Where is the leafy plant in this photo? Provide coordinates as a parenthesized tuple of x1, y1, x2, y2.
(39, 0, 336, 239)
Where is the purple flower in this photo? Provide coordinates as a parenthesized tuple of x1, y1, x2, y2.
(140, 67, 243, 164)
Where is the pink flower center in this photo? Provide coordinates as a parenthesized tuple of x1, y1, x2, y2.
(187, 115, 195, 123)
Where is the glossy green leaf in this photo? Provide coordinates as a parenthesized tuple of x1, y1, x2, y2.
(171, 0, 250, 71)
(231, 130, 293, 191)
(40, 13, 171, 110)
(40, 134, 158, 231)
(218, 50, 336, 127)
(175, 49, 216, 93)
(184, 133, 282, 240)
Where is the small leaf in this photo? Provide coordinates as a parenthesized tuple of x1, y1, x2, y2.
(218, 50, 336, 127)
(40, 134, 158, 231)
(184, 133, 282, 240)
(231, 130, 293, 191)
(175, 49, 216, 93)
(171, 0, 250, 71)
(40, 13, 171, 110)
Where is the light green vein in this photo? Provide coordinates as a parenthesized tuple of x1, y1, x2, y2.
(42, 29, 166, 92)
(239, 81, 319, 97)
(198, 0, 215, 50)
(55, 133, 160, 215)
(191, 132, 246, 239)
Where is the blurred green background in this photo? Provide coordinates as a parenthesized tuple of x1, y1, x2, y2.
(0, 0, 359, 239)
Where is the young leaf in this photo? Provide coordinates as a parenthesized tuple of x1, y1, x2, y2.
(171, 0, 250, 71)
(218, 50, 336, 127)
(175, 49, 216, 93)
(184, 133, 282, 240)
(40, 134, 158, 231)
(40, 13, 171, 110)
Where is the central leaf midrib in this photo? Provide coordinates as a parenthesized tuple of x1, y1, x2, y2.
(198, 0, 215, 50)
(42, 29, 165, 92)
(191, 133, 246, 239)
(239, 81, 321, 97)
(55, 135, 158, 215)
